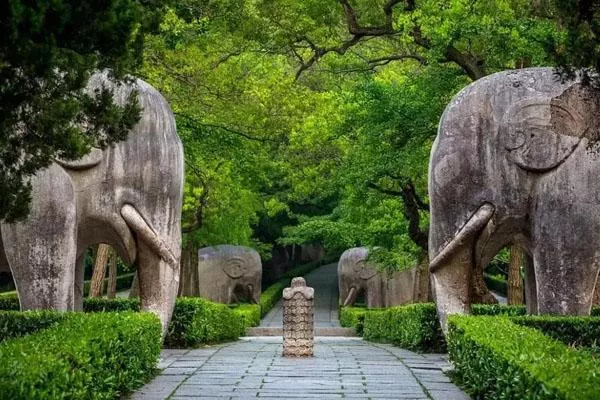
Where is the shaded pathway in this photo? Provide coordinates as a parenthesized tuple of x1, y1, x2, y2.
(130, 337, 470, 400)
(260, 262, 340, 328)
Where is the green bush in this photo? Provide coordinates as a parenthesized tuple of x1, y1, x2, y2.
(339, 306, 369, 334)
(84, 297, 140, 312)
(165, 297, 244, 347)
(0, 310, 66, 342)
(513, 315, 600, 349)
(471, 303, 527, 316)
(259, 280, 287, 318)
(483, 273, 507, 296)
(231, 304, 261, 328)
(363, 303, 445, 352)
(0, 295, 20, 311)
(448, 315, 600, 400)
(0, 312, 161, 400)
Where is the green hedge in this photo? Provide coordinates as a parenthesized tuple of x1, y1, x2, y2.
(483, 273, 508, 296)
(363, 303, 446, 352)
(471, 303, 527, 316)
(231, 304, 261, 328)
(448, 315, 600, 400)
(0, 312, 161, 400)
(165, 297, 244, 347)
(84, 297, 141, 312)
(513, 315, 600, 349)
(0, 311, 67, 342)
(339, 306, 370, 335)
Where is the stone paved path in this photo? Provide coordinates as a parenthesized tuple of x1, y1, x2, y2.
(260, 263, 340, 328)
(130, 337, 470, 400)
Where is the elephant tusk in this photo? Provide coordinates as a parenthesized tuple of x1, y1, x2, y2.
(429, 203, 495, 273)
(121, 204, 178, 269)
(343, 286, 357, 307)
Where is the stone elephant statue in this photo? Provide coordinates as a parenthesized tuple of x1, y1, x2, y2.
(338, 247, 427, 308)
(0, 72, 184, 335)
(197, 245, 262, 304)
(428, 67, 600, 331)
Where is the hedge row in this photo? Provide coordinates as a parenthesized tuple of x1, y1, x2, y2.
(0, 312, 161, 400)
(0, 296, 245, 347)
(448, 316, 600, 400)
(363, 304, 446, 353)
(231, 304, 261, 328)
(0, 311, 66, 342)
(513, 315, 600, 349)
(339, 306, 368, 333)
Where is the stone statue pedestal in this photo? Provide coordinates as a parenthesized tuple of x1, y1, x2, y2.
(282, 277, 314, 357)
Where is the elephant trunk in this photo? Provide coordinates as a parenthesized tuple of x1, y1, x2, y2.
(343, 286, 357, 307)
(121, 204, 181, 337)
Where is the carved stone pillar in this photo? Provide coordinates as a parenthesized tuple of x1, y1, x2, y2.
(282, 277, 314, 357)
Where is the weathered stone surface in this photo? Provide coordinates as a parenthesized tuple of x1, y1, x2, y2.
(283, 277, 314, 357)
(0, 71, 183, 335)
(197, 245, 261, 304)
(428, 67, 600, 331)
(338, 247, 428, 308)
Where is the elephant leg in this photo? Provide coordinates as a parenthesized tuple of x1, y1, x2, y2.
(1, 165, 77, 311)
(532, 201, 600, 315)
(431, 244, 473, 332)
(366, 278, 385, 308)
(74, 253, 86, 311)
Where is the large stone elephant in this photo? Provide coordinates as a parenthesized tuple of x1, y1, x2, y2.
(0, 72, 184, 335)
(428, 67, 600, 330)
(338, 247, 428, 308)
(197, 245, 262, 304)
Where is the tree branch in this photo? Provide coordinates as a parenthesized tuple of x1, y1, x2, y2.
(175, 112, 281, 143)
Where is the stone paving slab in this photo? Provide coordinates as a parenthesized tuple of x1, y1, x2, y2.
(129, 337, 470, 400)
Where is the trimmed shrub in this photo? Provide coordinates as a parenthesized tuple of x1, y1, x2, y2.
(363, 303, 445, 352)
(84, 297, 140, 312)
(0, 312, 161, 399)
(471, 303, 527, 316)
(259, 280, 287, 318)
(165, 297, 244, 347)
(0, 295, 20, 311)
(339, 306, 369, 334)
(513, 315, 600, 349)
(231, 304, 261, 328)
(483, 273, 507, 296)
(0, 310, 66, 342)
(448, 315, 600, 400)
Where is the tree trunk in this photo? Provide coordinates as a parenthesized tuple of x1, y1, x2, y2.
(106, 249, 118, 299)
(524, 254, 537, 313)
(89, 244, 110, 297)
(470, 263, 497, 304)
(508, 246, 525, 305)
(129, 271, 139, 298)
(413, 255, 430, 302)
(178, 245, 199, 297)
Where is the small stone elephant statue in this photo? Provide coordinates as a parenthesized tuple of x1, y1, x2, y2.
(197, 245, 262, 304)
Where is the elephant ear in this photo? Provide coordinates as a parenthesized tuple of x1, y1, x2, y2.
(223, 256, 245, 279)
(56, 148, 103, 170)
(501, 98, 586, 172)
(356, 260, 377, 280)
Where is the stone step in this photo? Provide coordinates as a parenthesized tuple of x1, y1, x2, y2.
(246, 326, 358, 337)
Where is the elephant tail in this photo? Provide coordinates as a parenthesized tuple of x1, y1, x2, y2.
(429, 203, 495, 273)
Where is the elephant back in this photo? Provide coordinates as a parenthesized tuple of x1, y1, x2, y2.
(338, 247, 378, 280)
(198, 245, 262, 279)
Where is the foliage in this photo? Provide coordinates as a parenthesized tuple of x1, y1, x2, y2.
(83, 297, 141, 312)
(513, 315, 600, 350)
(0, 0, 168, 222)
(471, 304, 527, 316)
(231, 304, 261, 328)
(448, 315, 600, 400)
(339, 306, 371, 335)
(165, 297, 244, 347)
(363, 303, 446, 352)
(0, 295, 19, 310)
(0, 312, 161, 400)
(0, 311, 66, 342)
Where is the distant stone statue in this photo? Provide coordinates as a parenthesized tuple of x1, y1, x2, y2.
(338, 247, 429, 308)
(282, 277, 314, 357)
(428, 67, 600, 331)
(197, 245, 262, 304)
